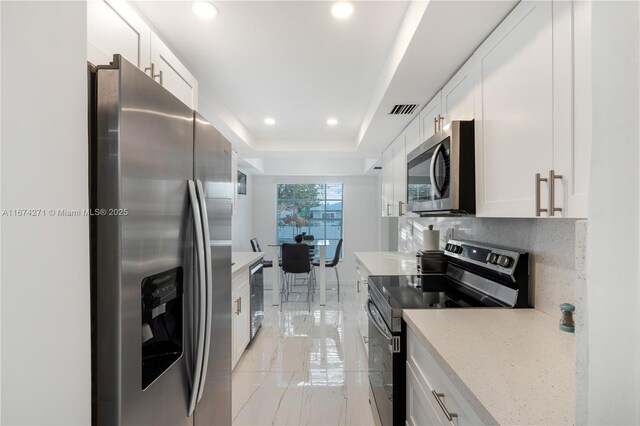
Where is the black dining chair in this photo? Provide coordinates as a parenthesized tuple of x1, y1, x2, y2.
(281, 243, 313, 310)
(250, 238, 281, 268)
(312, 238, 343, 301)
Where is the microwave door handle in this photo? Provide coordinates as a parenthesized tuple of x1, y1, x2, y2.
(187, 180, 206, 417)
(429, 143, 443, 198)
(195, 180, 213, 404)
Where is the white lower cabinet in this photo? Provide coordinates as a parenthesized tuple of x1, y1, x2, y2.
(407, 328, 485, 425)
(232, 268, 251, 369)
(406, 362, 450, 426)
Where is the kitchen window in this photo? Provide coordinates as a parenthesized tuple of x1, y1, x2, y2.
(276, 183, 343, 260)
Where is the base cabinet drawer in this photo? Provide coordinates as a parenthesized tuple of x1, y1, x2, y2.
(407, 362, 451, 426)
(407, 329, 487, 425)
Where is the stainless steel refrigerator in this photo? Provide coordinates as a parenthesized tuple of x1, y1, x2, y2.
(90, 55, 231, 426)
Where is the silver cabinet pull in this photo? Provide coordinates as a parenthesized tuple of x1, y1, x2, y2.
(434, 116, 438, 133)
(535, 173, 548, 216)
(386, 203, 392, 216)
(356, 279, 360, 293)
(549, 169, 563, 216)
(235, 298, 241, 315)
(398, 201, 404, 216)
(431, 390, 458, 421)
(438, 114, 445, 130)
(144, 63, 163, 86)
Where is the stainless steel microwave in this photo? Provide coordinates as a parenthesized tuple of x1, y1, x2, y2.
(406, 120, 475, 215)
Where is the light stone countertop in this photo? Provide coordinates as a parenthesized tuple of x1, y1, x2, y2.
(403, 309, 575, 425)
(232, 252, 263, 275)
(354, 251, 418, 276)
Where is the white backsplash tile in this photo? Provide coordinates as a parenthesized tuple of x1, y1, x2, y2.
(398, 216, 582, 317)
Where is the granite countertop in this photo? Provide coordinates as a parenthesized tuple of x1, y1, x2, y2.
(403, 309, 575, 425)
(232, 252, 263, 275)
(354, 251, 418, 275)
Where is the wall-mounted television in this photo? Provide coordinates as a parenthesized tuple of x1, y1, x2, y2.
(237, 171, 247, 195)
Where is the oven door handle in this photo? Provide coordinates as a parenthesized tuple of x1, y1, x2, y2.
(366, 300, 392, 341)
(429, 143, 443, 199)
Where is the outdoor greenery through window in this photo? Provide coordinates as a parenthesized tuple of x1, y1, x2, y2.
(276, 184, 343, 260)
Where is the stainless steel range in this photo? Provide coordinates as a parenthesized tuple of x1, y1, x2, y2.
(367, 239, 530, 426)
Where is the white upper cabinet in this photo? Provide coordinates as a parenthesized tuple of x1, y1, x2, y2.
(87, 0, 151, 70)
(151, 33, 199, 109)
(442, 57, 474, 124)
(88, 0, 198, 110)
(381, 144, 395, 217)
(404, 115, 422, 157)
(474, 1, 554, 218)
(419, 92, 443, 144)
(556, 0, 591, 218)
(392, 134, 407, 216)
(474, 0, 588, 218)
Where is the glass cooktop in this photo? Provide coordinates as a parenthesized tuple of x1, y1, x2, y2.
(367, 274, 505, 310)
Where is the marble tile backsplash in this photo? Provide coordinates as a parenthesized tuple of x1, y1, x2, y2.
(398, 216, 582, 317)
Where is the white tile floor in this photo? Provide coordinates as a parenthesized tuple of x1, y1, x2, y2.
(232, 287, 375, 426)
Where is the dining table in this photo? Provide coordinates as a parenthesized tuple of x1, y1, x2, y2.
(267, 239, 330, 306)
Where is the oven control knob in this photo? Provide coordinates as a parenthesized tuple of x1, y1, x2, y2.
(454, 245, 463, 254)
(488, 253, 499, 264)
(445, 243, 453, 252)
(496, 255, 513, 268)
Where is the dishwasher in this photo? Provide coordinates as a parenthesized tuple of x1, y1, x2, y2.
(249, 260, 264, 341)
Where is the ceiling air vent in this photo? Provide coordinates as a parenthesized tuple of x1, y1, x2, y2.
(388, 104, 418, 115)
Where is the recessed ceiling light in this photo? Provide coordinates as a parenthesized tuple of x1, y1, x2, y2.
(331, 2, 353, 19)
(326, 118, 338, 126)
(264, 117, 276, 126)
(192, 1, 219, 20)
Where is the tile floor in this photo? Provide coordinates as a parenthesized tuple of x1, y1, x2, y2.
(232, 287, 375, 426)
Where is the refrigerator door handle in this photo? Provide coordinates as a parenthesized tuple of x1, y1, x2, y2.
(195, 180, 213, 403)
(187, 180, 207, 417)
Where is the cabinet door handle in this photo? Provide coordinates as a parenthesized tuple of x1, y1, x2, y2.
(356, 279, 360, 293)
(434, 117, 438, 133)
(235, 298, 241, 315)
(144, 63, 155, 77)
(144, 63, 163, 86)
(535, 173, 548, 216)
(431, 390, 458, 421)
(386, 203, 392, 216)
(398, 201, 404, 216)
(549, 169, 563, 216)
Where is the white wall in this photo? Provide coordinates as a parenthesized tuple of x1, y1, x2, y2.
(584, 2, 640, 423)
(252, 175, 379, 288)
(1, 2, 91, 425)
(232, 170, 254, 252)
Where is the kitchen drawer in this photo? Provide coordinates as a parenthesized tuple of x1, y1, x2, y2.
(407, 328, 485, 425)
(407, 361, 451, 426)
